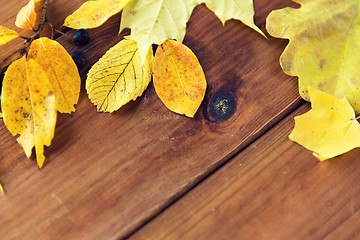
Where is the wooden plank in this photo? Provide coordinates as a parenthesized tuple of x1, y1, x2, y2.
(0, 0, 301, 239)
(130, 103, 360, 240)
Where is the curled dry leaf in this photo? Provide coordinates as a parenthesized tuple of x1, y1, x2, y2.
(266, 0, 360, 113)
(15, 0, 46, 30)
(289, 88, 360, 161)
(64, 0, 133, 29)
(153, 39, 206, 117)
(0, 26, 19, 46)
(86, 39, 153, 112)
(2, 57, 56, 168)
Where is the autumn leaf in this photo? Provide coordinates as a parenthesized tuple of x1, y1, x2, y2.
(15, 0, 46, 30)
(63, 0, 133, 29)
(86, 39, 153, 112)
(203, 0, 264, 36)
(120, 0, 263, 62)
(289, 88, 360, 161)
(0, 26, 19, 46)
(0, 183, 3, 194)
(27, 38, 80, 113)
(153, 39, 206, 117)
(266, 0, 360, 113)
(1, 37, 80, 168)
(2, 57, 57, 168)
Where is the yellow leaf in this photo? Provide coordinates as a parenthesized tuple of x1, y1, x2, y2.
(64, 0, 133, 29)
(1, 57, 56, 168)
(202, 0, 264, 36)
(0, 183, 3, 195)
(266, 0, 360, 113)
(0, 26, 19, 46)
(153, 39, 206, 117)
(15, 0, 45, 30)
(86, 39, 153, 112)
(27, 38, 80, 113)
(120, 0, 263, 63)
(289, 88, 360, 161)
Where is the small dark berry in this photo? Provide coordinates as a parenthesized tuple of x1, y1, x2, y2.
(72, 29, 90, 46)
(71, 51, 87, 69)
(152, 44, 158, 56)
(0, 73, 4, 102)
(207, 91, 237, 123)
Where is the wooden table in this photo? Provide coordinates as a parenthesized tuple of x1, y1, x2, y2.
(1, 0, 360, 239)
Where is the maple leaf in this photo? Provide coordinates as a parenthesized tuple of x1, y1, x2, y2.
(153, 39, 206, 117)
(86, 38, 153, 112)
(1, 38, 80, 168)
(15, 0, 46, 30)
(63, 0, 133, 29)
(0, 26, 19, 45)
(65, 0, 263, 62)
(289, 88, 360, 161)
(120, 0, 264, 62)
(266, 0, 360, 113)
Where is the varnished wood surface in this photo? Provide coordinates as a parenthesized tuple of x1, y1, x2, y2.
(130, 104, 360, 240)
(2, 0, 357, 240)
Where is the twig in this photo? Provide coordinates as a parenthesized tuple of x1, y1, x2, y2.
(26, 0, 50, 45)
(0, 0, 51, 71)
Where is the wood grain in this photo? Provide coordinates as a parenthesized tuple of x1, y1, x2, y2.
(130, 104, 360, 240)
(0, 0, 302, 239)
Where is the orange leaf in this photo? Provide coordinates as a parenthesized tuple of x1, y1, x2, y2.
(153, 39, 206, 117)
(15, 0, 45, 30)
(27, 38, 81, 113)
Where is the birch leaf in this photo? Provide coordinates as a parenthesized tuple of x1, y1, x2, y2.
(1, 57, 56, 168)
(266, 0, 360, 113)
(0, 26, 19, 45)
(27, 38, 81, 113)
(289, 88, 360, 161)
(86, 39, 153, 112)
(15, 0, 46, 30)
(64, 0, 133, 29)
(153, 39, 206, 117)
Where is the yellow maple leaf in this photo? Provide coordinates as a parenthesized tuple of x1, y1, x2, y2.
(2, 57, 57, 168)
(63, 0, 133, 29)
(15, 0, 46, 30)
(266, 0, 360, 113)
(27, 38, 81, 113)
(153, 39, 206, 117)
(65, 0, 263, 62)
(120, 0, 264, 62)
(289, 88, 360, 161)
(0, 26, 19, 46)
(86, 39, 153, 112)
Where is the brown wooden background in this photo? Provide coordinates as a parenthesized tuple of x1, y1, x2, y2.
(1, 0, 360, 239)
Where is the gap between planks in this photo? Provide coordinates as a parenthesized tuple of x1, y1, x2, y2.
(123, 96, 305, 239)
